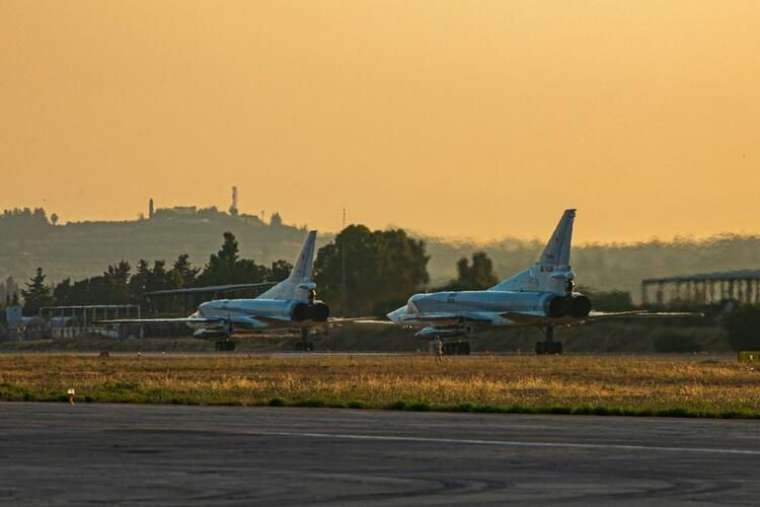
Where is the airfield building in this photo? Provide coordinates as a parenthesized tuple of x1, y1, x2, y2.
(642, 270, 760, 307)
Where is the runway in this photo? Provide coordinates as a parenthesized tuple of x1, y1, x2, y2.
(0, 404, 758, 506)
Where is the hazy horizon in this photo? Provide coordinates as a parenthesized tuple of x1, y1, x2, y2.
(3, 1, 759, 242)
(5, 199, 760, 248)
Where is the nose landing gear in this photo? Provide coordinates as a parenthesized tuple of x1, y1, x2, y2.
(215, 321, 237, 351)
(535, 326, 563, 355)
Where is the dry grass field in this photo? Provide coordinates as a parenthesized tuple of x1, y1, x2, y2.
(1, 354, 758, 418)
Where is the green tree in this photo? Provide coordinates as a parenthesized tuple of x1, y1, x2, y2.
(147, 260, 174, 293)
(314, 225, 429, 316)
(103, 261, 131, 304)
(270, 260, 293, 281)
(129, 259, 152, 302)
(580, 288, 633, 311)
(170, 254, 199, 288)
(196, 232, 269, 286)
(196, 232, 240, 285)
(21, 267, 54, 316)
(53, 278, 74, 306)
(454, 252, 498, 290)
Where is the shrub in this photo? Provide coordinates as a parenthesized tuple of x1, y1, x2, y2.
(723, 305, 760, 351)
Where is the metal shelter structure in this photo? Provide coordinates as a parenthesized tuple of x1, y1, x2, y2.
(642, 270, 760, 307)
(39, 305, 141, 338)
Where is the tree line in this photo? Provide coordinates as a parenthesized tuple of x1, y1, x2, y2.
(16, 222, 760, 351)
(9, 206, 760, 305)
(12, 225, 509, 318)
(19, 232, 293, 316)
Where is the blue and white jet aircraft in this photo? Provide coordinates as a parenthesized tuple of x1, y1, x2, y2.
(101, 231, 329, 350)
(387, 209, 690, 354)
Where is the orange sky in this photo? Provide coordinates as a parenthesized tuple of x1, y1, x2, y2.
(1, 1, 759, 242)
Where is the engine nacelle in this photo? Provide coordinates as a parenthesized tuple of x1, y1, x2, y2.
(291, 303, 311, 322)
(544, 295, 570, 318)
(310, 302, 330, 322)
(569, 295, 592, 318)
(290, 301, 330, 322)
(543, 294, 592, 318)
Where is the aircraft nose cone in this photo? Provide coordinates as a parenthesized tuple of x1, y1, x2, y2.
(387, 306, 407, 323)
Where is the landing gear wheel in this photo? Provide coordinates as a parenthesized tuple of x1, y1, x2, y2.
(442, 340, 471, 355)
(535, 340, 563, 355)
(536, 327, 563, 355)
(215, 339, 236, 352)
(300, 328, 315, 352)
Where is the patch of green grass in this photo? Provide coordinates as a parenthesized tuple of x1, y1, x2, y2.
(1, 354, 759, 419)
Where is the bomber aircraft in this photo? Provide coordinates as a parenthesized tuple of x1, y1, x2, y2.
(100, 230, 330, 351)
(387, 209, 692, 354)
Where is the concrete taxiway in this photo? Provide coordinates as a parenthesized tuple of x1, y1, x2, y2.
(0, 403, 758, 506)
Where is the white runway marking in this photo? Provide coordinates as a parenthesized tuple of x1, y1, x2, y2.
(256, 430, 760, 456)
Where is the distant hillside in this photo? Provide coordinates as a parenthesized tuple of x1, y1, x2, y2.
(0, 207, 325, 285)
(3, 207, 760, 302)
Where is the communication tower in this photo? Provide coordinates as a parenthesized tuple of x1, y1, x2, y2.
(229, 186, 239, 216)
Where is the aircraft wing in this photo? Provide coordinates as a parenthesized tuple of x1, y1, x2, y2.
(585, 310, 702, 321)
(96, 317, 224, 325)
(328, 317, 395, 325)
(501, 310, 702, 327)
(251, 315, 295, 325)
(144, 282, 276, 297)
(501, 312, 556, 326)
(400, 312, 500, 326)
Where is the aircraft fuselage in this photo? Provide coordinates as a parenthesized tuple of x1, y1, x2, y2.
(193, 298, 330, 332)
(388, 289, 592, 332)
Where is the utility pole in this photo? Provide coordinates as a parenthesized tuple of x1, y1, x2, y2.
(341, 208, 347, 313)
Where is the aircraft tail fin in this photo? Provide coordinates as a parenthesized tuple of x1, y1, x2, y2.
(539, 209, 575, 267)
(489, 209, 576, 293)
(257, 231, 317, 300)
(288, 230, 317, 282)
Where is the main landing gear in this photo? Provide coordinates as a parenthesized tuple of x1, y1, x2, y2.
(215, 339, 236, 352)
(442, 340, 471, 355)
(296, 328, 315, 352)
(535, 326, 563, 355)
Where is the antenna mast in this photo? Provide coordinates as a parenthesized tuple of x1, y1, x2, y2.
(341, 208, 347, 312)
(229, 186, 239, 216)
